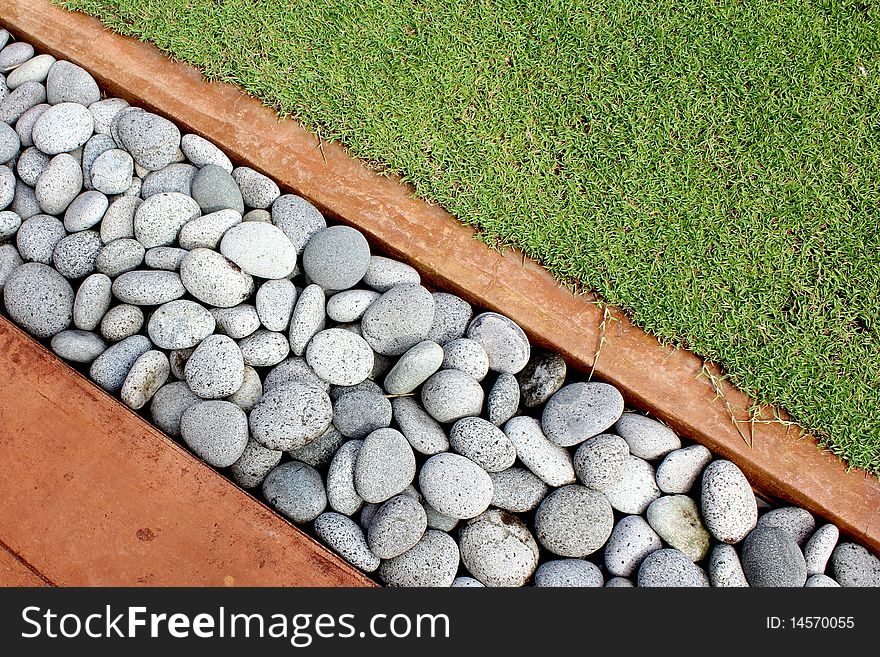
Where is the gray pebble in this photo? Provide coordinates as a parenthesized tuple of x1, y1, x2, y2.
(89, 334, 151, 392)
(73, 272, 111, 330)
(168, 348, 194, 380)
(488, 467, 548, 513)
(220, 221, 297, 279)
(141, 163, 196, 198)
(0, 165, 12, 210)
(133, 192, 201, 247)
(177, 207, 242, 250)
(49, 329, 106, 363)
(302, 225, 371, 291)
(99, 195, 140, 242)
(534, 485, 614, 557)
(147, 299, 215, 349)
(15, 105, 50, 150)
(180, 400, 248, 467)
(180, 248, 254, 308)
(225, 365, 262, 412)
(452, 577, 484, 588)
(655, 444, 712, 494)
(243, 209, 271, 223)
(238, 329, 290, 367)
(503, 415, 575, 487)
(305, 327, 374, 386)
(535, 559, 604, 587)
(367, 494, 428, 559)
(361, 283, 435, 356)
(756, 507, 816, 546)
(0, 121, 19, 163)
(63, 191, 108, 232)
(830, 542, 880, 587)
(377, 530, 460, 587)
(1, 81, 46, 125)
(288, 283, 325, 356)
(149, 381, 202, 437)
(419, 453, 493, 520)
(3, 261, 73, 337)
(91, 149, 134, 195)
(327, 439, 365, 515)
(0, 42, 35, 71)
(35, 153, 81, 215)
(466, 311, 530, 374)
(46, 61, 100, 105)
(0, 209, 20, 240)
(487, 372, 520, 426)
(614, 412, 681, 460)
(262, 460, 327, 524)
(708, 544, 749, 587)
(145, 246, 187, 271)
(191, 163, 243, 213)
(81, 134, 117, 189)
(15, 145, 50, 185)
(390, 396, 449, 455)
(604, 455, 661, 514)
(121, 350, 170, 410)
(184, 334, 245, 399)
(604, 515, 663, 577)
(700, 459, 758, 544)
(99, 304, 143, 342)
(517, 350, 566, 407)
(112, 270, 186, 305)
(314, 512, 380, 573)
(423, 501, 459, 532)
(6, 54, 55, 90)
(0, 243, 21, 290)
(383, 339, 443, 394)
(264, 355, 328, 392)
(441, 338, 489, 381)
(32, 102, 94, 155)
(270, 194, 326, 254)
(604, 577, 635, 588)
(95, 238, 144, 277)
(52, 230, 101, 279)
(12, 179, 41, 219)
(231, 166, 279, 209)
(249, 381, 333, 451)
(542, 382, 624, 447)
(804, 524, 839, 576)
(229, 439, 282, 489)
(741, 526, 807, 587)
(354, 428, 417, 503)
(333, 389, 392, 438)
(88, 98, 129, 136)
(180, 133, 232, 172)
(646, 495, 710, 562)
(637, 549, 710, 587)
(362, 255, 420, 292)
(210, 303, 260, 339)
(288, 424, 344, 469)
(255, 278, 296, 331)
(459, 509, 539, 587)
(449, 416, 516, 472)
(805, 574, 840, 587)
(420, 369, 484, 423)
(573, 433, 630, 491)
(427, 292, 472, 345)
(114, 109, 181, 171)
(326, 289, 380, 323)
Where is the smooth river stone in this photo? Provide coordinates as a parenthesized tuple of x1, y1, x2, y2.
(305, 327, 374, 387)
(327, 439, 364, 516)
(420, 369, 484, 423)
(700, 459, 758, 544)
(111, 270, 185, 306)
(541, 382, 624, 447)
(535, 559, 604, 587)
(603, 456, 661, 515)
(301, 225, 371, 291)
(184, 334, 245, 399)
(573, 433, 630, 492)
(229, 439, 283, 490)
(288, 283, 325, 356)
(72, 272, 112, 331)
(459, 509, 539, 587)
(31, 102, 94, 155)
(147, 299, 215, 350)
(180, 248, 255, 308)
(3, 261, 73, 338)
(390, 396, 450, 455)
(361, 283, 435, 356)
(516, 350, 566, 407)
(637, 549, 710, 588)
(50, 329, 107, 364)
(120, 350, 170, 410)
(354, 428, 417, 504)
(255, 278, 297, 332)
(133, 192, 201, 247)
(383, 340, 444, 394)
(655, 444, 712, 494)
(440, 338, 489, 381)
(89, 334, 151, 393)
(180, 133, 232, 171)
(35, 153, 81, 215)
(646, 495, 711, 562)
(448, 416, 516, 473)
(249, 381, 333, 451)
(367, 494, 428, 559)
(603, 515, 663, 577)
(465, 311, 530, 374)
(613, 412, 681, 460)
(427, 292, 472, 346)
(740, 526, 807, 588)
(219, 221, 297, 279)
(488, 467, 548, 513)
(114, 109, 181, 171)
(314, 512, 379, 573)
(362, 255, 420, 292)
(377, 530, 460, 588)
(503, 415, 575, 487)
(533, 484, 614, 558)
(262, 461, 327, 524)
(270, 194, 326, 254)
(419, 453, 493, 520)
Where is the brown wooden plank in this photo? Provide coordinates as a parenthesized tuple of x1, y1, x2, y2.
(0, 318, 373, 587)
(0, 543, 51, 587)
(0, 0, 878, 557)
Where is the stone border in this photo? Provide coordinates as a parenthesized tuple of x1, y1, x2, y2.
(0, 0, 877, 579)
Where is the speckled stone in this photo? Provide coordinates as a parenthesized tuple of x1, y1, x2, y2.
(288, 424, 345, 469)
(249, 381, 333, 451)
(140, 248, 183, 273)
(390, 396, 449, 455)
(0, 122, 20, 163)
(427, 292, 473, 346)
(12, 180, 41, 219)
(95, 238, 144, 277)
(604, 577, 634, 588)
(6, 54, 55, 90)
(72, 272, 111, 331)
(459, 509, 539, 587)
(354, 428, 417, 504)
(314, 512, 380, 573)
(0, 42, 35, 71)
(180, 133, 232, 172)
(830, 542, 880, 587)
(255, 278, 296, 332)
(535, 559, 604, 587)
(238, 329, 290, 367)
(541, 382, 624, 447)
(99, 195, 140, 243)
(46, 60, 100, 105)
(88, 98, 129, 137)
(655, 445, 712, 494)
(503, 415, 575, 487)
(383, 340, 444, 394)
(0, 214, 18, 246)
(210, 304, 260, 339)
(89, 334, 151, 392)
(49, 329, 106, 364)
(148, 381, 201, 437)
(805, 574, 840, 587)
(15, 145, 49, 185)
(326, 289, 379, 323)
(231, 166, 279, 209)
(362, 256, 420, 292)
(120, 350, 170, 410)
(367, 494, 428, 559)
(114, 109, 181, 171)
(52, 230, 100, 279)
(423, 501, 459, 532)
(332, 389, 392, 439)
(604, 456, 661, 515)
(700, 459, 758, 544)
(440, 338, 489, 382)
(327, 439, 365, 516)
(99, 304, 143, 342)
(637, 549, 710, 587)
(243, 209, 271, 223)
(184, 334, 245, 399)
(488, 467, 548, 513)
(112, 270, 186, 305)
(89, 148, 133, 195)
(270, 194, 326, 254)
(0, 81, 47, 126)
(378, 530, 460, 587)
(465, 312, 530, 374)
(32, 102, 94, 155)
(3, 261, 73, 337)
(133, 192, 201, 248)
(264, 356, 328, 392)
(573, 433, 630, 492)
(301, 225, 371, 290)
(804, 524, 839, 576)
(168, 348, 193, 381)
(613, 412, 681, 460)
(646, 495, 710, 562)
(219, 221, 297, 279)
(228, 439, 282, 489)
(516, 350, 566, 408)
(288, 283, 325, 356)
(452, 577, 484, 587)
(534, 485, 614, 558)
(180, 248, 255, 308)
(141, 163, 197, 199)
(420, 369, 484, 423)
(16, 106, 51, 153)
(0, 165, 13, 210)
(603, 514, 663, 579)
(418, 453, 493, 520)
(741, 526, 807, 587)
(0, 244, 22, 291)
(756, 507, 816, 546)
(262, 461, 327, 524)
(487, 372, 520, 426)
(361, 283, 435, 356)
(449, 416, 516, 472)
(35, 153, 81, 215)
(305, 328, 374, 387)
(147, 299, 215, 350)
(225, 365, 262, 412)
(708, 544, 749, 587)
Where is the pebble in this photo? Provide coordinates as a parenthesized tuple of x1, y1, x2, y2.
(367, 494, 428, 559)
(17, 105, 51, 152)
(72, 272, 112, 331)
(146, 247, 188, 273)
(804, 524, 839, 576)
(362, 256, 420, 292)
(0, 165, 12, 209)
(147, 299, 215, 350)
(12, 179, 41, 219)
(503, 415, 575, 487)
(740, 526, 807, 587)
(219, 221, 296, 279)
(46, 61, 100, 105)
(229, 439, 282, 489)
(423, 502, 459, 532)
(0, 122, 19, 163)
(168, 348, 193, 380)
(89, 334, 151, 392)
(448, 416, 516, 472)
(180, 133, 232, 172)
(179, 248, 254, 308)
(82, 134, 122, 190)
(88, 98, 129, 136)
(333, 389, 392, 438)
(0, 244, 21, 290)
(390, 396, 449, 455)
(114, 109, 181, 171)
(708, 544, 749, 587)
(534, 559, 604, 587)
(111, 270, 186, 305)
(63, 191, 108, 232)
(605, 577, 635, 587)
(459, 509, 539, 587)
(384, 340, 443, 394)
(141, 163, 196, 198)
(226, 365, 263, 412)
(452, 577, 484, 588)
(32, 102, 94, 155)
(270, 194, 326, 254)
(89, 149, 134, 195)
(191, 163, 243, 213)
(488, 467, 549, 513)
(756, 507, 815, 546)
(440, 338, 489, 382)
(120, 350, 170, 410)
(301, 225, 371, 290)
(6, 54, 55, 90)
(2, 261, 73, 337)
(262, 461, 327, 524)
(805, 574, 840, 587)
(604, 515, 663, 577)
(99, 304, 143, 342)
(487, 372, 520, 426)
(541, 382, 624, 447)
(354, 428, 417, 504)
(534, 485, 614, 557)
(249, 381, 333, 451)
(35, 153, 81, 215)
(613, 412, 681, 460)
(361, 283, 435, 356)
(314, 512, 380, 573)
(288, 283, 325, 356)
(418, 452, 494, 520)
(465, 311, 530, 374)
(516, 351, 566, 407)
(573, 433, 630, 491)
(133, 192, 201, 247)
(52, 229, 101, 279)
(99, 195, 140, 242)
(184, 334, 245, 399)
(49, 329, 107, 363)
(264, 355, 328, 392)
(238, 329, 290, 367)
(829, 542, 880, 587)
(255, 278, 296, 331)
(326, 289, 380, 323)
(305, 327, 374, 386)
(210, 304, 260, 339)
(327, 439, 364, 515)
(149, 381, 201, 437)
(420, 369, 484, 423)
(655, 444, 712, 494)
(1, 81, 47, 125)
(637, 549, 710, 587)
(0, 42, 35, 71)
(700, 459, 758, 544)
(604, 456, 661, 514)
(15, 145, 49, 184)
(243, 209, 271, 222)
(427, 292, 472, 345)
(231, 166, 279, 209)
(288, 425, 344, 469)
(646, 495, 710, 561)
(378, 530, 460, 587)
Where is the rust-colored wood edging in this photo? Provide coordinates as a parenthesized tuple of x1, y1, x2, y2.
(0, 0, 877, 568)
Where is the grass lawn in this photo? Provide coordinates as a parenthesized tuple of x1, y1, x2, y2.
(60, 0, 880, 473)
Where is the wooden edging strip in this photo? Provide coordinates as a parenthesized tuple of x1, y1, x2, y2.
(0, 0, 877, 575)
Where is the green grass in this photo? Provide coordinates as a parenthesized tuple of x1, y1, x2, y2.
(60, 0, 880, 472)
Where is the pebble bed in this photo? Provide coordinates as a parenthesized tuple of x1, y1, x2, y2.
(1, 32, 879, 588)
